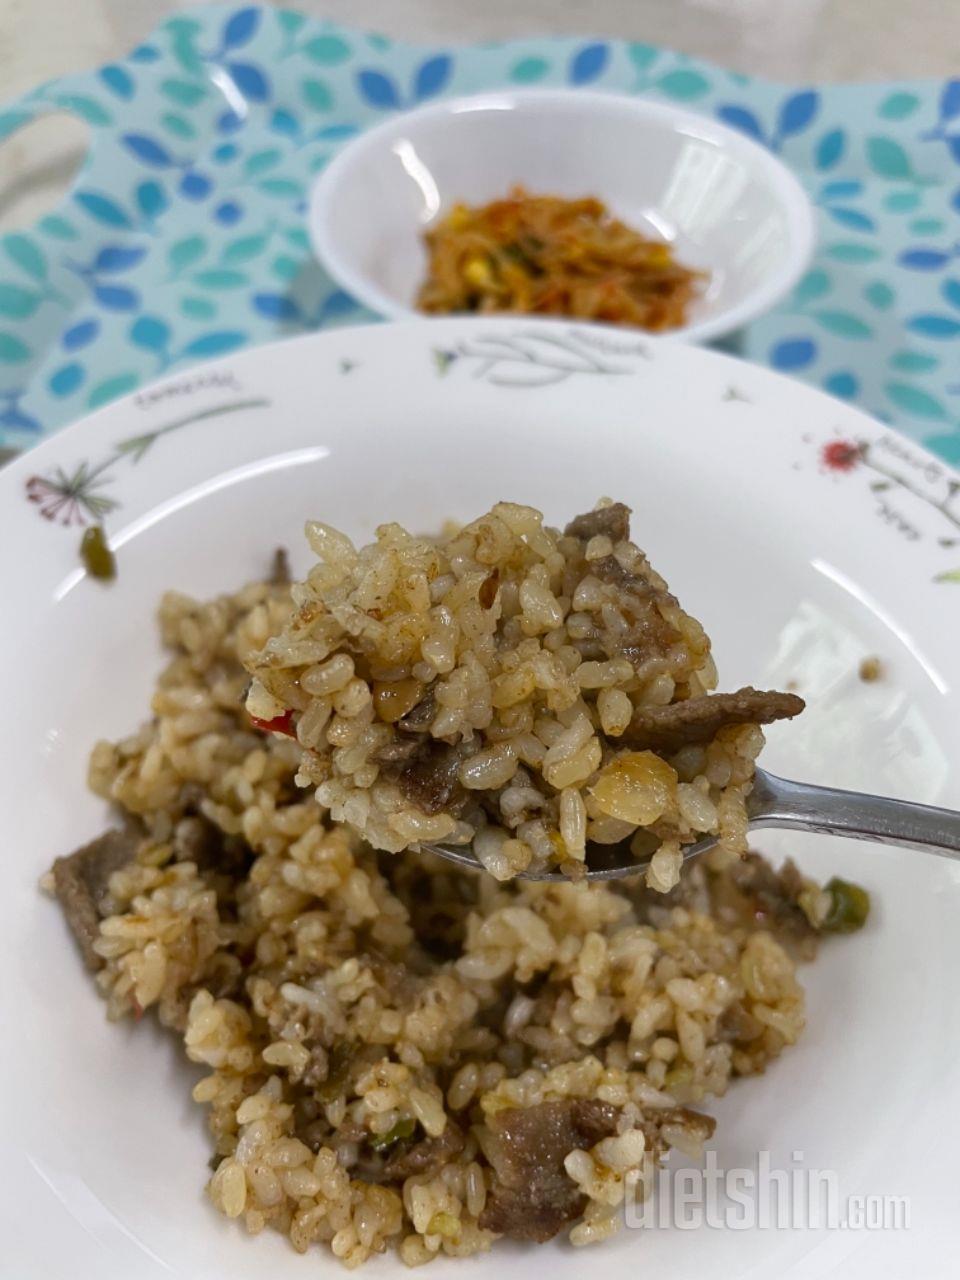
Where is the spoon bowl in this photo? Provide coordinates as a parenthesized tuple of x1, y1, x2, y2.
(421, 767, 960, 881)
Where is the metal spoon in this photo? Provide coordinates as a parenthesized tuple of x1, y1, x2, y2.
(421, 768, 960, 882)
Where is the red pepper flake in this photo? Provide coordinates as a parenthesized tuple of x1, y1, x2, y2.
(821, 440, 861, 472)
(132, 997, 144, 1021)
(250, 708, 297, 737)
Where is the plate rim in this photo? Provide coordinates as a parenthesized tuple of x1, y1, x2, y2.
(3, 315, 955, 486)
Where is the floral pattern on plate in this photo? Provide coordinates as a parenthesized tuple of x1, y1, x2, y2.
(19, 320, 960, 585)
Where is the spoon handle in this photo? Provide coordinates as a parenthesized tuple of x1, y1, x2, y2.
(750, 770, 960, 859)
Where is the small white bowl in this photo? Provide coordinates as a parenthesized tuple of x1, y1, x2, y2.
(309, 89, 815, 343)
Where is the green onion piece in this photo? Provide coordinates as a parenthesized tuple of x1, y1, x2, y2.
(821, 877, 870, 933)
(80, 525, 116, 581)
(369, 1116, 416, 1152)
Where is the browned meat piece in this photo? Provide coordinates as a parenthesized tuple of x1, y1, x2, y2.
(163, 953, 244, 1033)
(172, 819, 224, 870)
(173, 813, 250, 874)
(638, 1105, 717, 1161)
(383, 1118, 465, 1181)
(397, 688, 437, 733)
(377, 855, 478, 960)
(270, 547, 290, 585)
(615, 613, 682, 669)
(590, 554, 652, 594)
(719, 853, 818, 947)
(718, 1000, 764, 1044)
(624, 687, 805, 752)
(51, 827, 141, 970)
(372, 738, 422, 765)
(582, 556, 683, 667)
(479, 1100, 620, 1242)
(398, 742, 467, 816)
(173, 814, 221, 866)
(333, 1118, 369, 1144)
(564, 502, 631, 545)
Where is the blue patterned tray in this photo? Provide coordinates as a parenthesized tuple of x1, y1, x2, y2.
(1, 3, 959, 462)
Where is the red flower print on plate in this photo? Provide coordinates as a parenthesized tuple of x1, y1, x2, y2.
(820, 439, 863, 472)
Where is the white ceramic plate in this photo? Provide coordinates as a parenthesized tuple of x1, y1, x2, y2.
(1, 318, 958, 1280)
(309, 90, 815, 343)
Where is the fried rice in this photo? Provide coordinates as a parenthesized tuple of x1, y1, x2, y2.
(46, 543, 868, 1269)
(244, 500, 804, 888)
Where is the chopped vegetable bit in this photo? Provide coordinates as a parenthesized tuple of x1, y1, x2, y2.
(249, 708, 296, 737)
(316, 1044, 352, 1102)
(427, 1212, 461, 1238)
(590, 751, 677, 827)
(80, 525, 116, 581)
(858, 656, 884, 683)
(463, 255, 494, 288)
(369, 1116, 417, 1152)
(821, 877, 870, 933)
